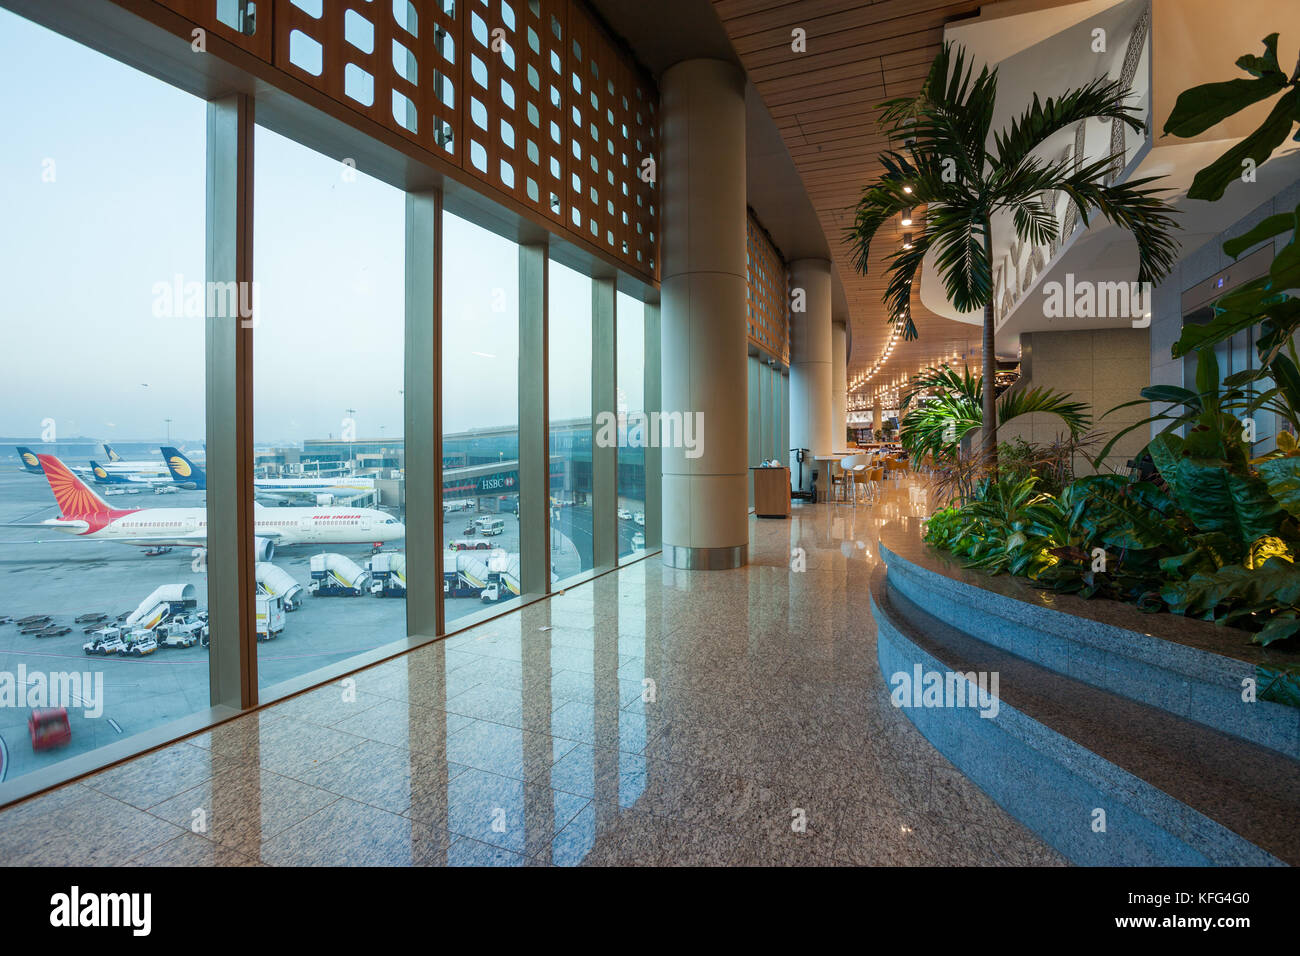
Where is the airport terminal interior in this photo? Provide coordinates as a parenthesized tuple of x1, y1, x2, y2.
(1, 0, 1298, 868)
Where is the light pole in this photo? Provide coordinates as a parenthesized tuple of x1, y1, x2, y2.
(345, 407, 357, 473)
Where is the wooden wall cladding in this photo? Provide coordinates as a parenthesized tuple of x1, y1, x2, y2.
(746, 213, 789, 364)
(160, 0, 272, 60)
(146, 0, 658, 281)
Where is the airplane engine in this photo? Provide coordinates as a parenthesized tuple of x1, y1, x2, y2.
(255, 537, 275, 562)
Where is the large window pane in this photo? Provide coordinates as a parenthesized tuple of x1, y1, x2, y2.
(442, 212, 520, 625)
(0, 10, 206, 788)
(253, 126, 406, 690)
(616, 293, 646, 561)
(549, 260, 594, 583)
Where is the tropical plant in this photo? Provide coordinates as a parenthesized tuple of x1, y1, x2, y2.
(998, 433, 1103, 498)
(899, 365, 1091, 462)
(846, 43, 1181, 460)
(1164, 202, 1300, 458)
(924, 463, 1300, 645)
(1094, 347, 1250, 466)
(1164, 33, 1300, 201)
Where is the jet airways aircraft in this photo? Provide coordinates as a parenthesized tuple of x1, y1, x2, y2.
(161, 447, 379, 502)
(17, 448, 173, 487)
(98, 443, 172, 478)
(15, 454, 404, 560)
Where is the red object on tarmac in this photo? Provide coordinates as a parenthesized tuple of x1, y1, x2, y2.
(28, 708, 72, 752)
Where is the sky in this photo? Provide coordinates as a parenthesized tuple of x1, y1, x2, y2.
(0, 8, 645, 445)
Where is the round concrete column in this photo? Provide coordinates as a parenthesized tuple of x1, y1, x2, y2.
(873, 402, 883, 432)
(788, 258, 833, 494)
(659, 58, 748, 570)
(831, 320, 847, 449)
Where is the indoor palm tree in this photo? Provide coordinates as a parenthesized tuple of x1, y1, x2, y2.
(847, 43, 1181, 460)
(899, 364, 1091, 462)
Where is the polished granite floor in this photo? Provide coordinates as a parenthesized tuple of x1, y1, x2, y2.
(0, 477, 1065, 866)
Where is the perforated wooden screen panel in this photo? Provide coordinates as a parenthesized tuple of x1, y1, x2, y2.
(463, 0, 567, 223)
(138, 0, 657, 282)
(747, 214, 789, 364)
(272, 0, 462, 161)
(565, 2, 657, 274)
(153, 0, 273, 59)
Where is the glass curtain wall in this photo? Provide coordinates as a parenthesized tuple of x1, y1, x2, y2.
(549, 260, 595, 583)
(0, 9, 207, 787)
(252, 126, 406, 690)
(441, 210, 521, 625)
(0, 1, 660, 801)
(615, 292, 646, 560)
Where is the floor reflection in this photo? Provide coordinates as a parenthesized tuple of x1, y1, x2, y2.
(0, 478, 1062, 866)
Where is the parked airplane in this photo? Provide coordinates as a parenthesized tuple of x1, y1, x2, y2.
(17, 447, 43, 474)
(88, 460, 157, 485)
(159, 447, 206, 490)
(161, 446, 378, 502)
(98, 443, 171, 477)
(16, 447, 172, 486)
(12, 454, 404, 559)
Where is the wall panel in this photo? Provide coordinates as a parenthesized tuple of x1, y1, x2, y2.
(145, 0, 658, 282)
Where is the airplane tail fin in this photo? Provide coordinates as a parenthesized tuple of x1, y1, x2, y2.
(16, 447, 44, 474)
(88, 461, 124, 484)
(161, 446, 206, 488)
(104, 443, 123, 462)
(36, 455, 113, 518)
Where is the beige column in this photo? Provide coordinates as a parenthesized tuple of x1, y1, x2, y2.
(831, 320, 847, 450)
(788, 258, 832, 494)
(659, 58, 748, 570)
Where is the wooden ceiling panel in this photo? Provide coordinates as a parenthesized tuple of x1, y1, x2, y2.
(714, 0, 985, 399)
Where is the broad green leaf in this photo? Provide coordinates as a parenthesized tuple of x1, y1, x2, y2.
(1164, 75, 1286, 137)
(1257, 661, 1300, 697)
(1223, 211, 1295, 258)
(1267, 354, 1300, 421)
(1161, 557, 1300, 616)
(1235, 34, 1284, 79)
(1172, 309, 1259, 357)
(1147, 431, 1184, 482)
(1214, 275, 1273, 313)
(1195, 346, 1221, 400)
(1187, 89, 1300, 201)
(1270, 225, 1300, 291)
(1140, 384, 1199, 404)
(1178, 458, 1286, 539)
(1258, 455, 1300, 517)
(1223, 367, 1271, 387)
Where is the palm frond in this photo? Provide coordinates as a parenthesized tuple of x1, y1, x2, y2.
(992, 74, 1145, 174)
(1056, 167, 1183, 284)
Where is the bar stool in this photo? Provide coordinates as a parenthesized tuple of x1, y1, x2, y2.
(847, 462, 869, 505)
(874, 465, 887, 499)
(833, 455, 860, 502)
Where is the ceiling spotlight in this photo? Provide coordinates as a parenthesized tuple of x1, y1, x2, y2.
(901, 209, 913, 227)
(903, 185, 913, 195)
(902, 233, 914, 250)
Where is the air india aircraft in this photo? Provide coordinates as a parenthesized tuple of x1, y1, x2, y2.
(14, 454, 404, 560)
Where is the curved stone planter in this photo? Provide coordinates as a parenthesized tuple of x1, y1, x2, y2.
(871, 543, 1300, 867)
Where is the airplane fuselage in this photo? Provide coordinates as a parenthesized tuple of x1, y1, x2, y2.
(39, 505, 404, 547)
